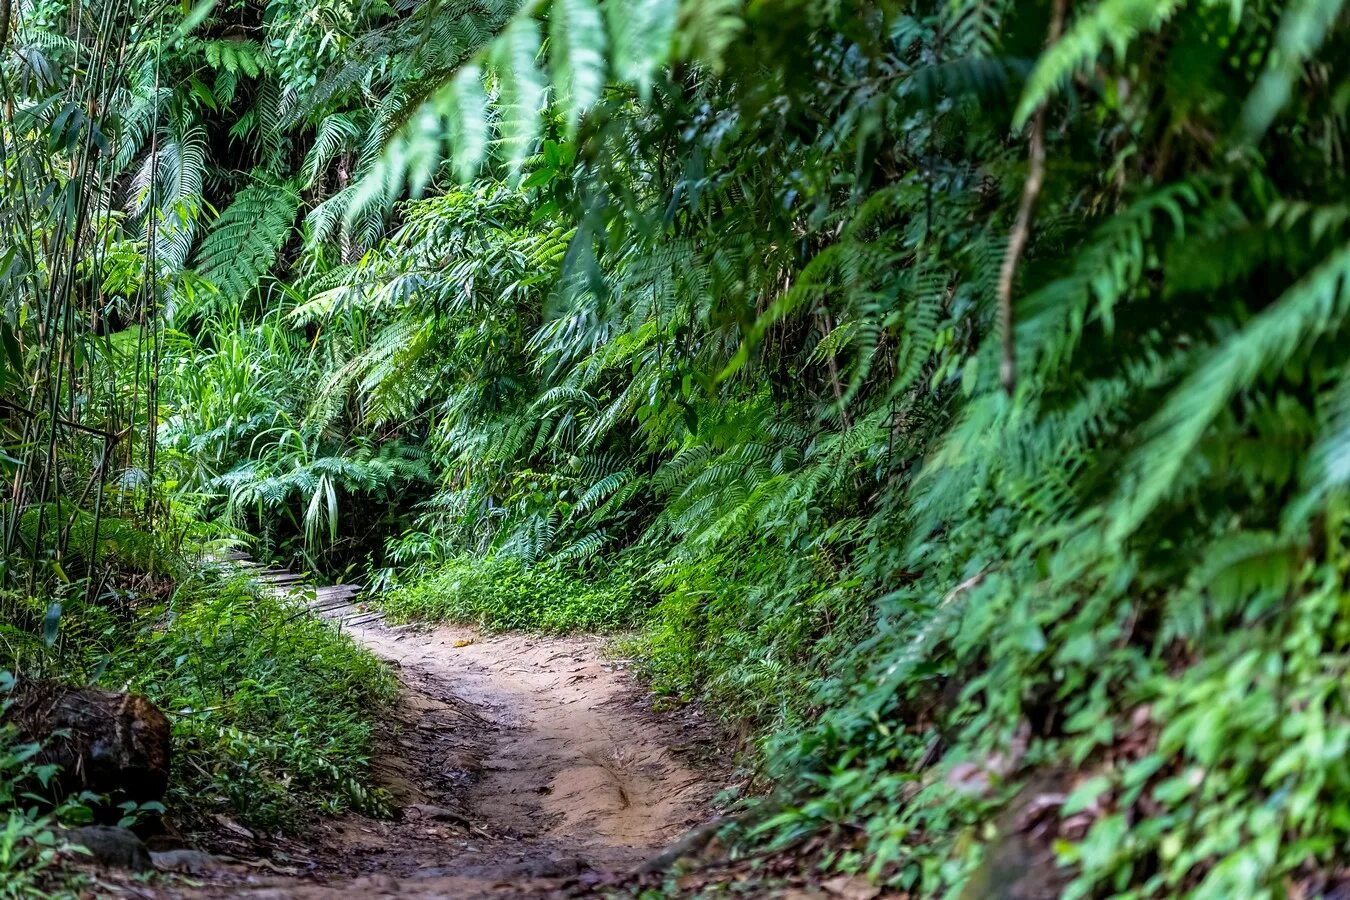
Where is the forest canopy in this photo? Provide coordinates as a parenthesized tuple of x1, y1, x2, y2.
(1, 0, 1349, 896)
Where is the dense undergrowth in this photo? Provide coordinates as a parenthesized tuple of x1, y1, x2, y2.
(3, 0, 1350, 896)
(3, 531, 394, 838)
(126, 569, 395, 831)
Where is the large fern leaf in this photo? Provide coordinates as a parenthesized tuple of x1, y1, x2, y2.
(1014, 0, 1184, 128)
(491, 17, 547, 175)
(551, 0, 607, 135)
(194, 177, 302, 305)
(1111, 241, 1350, 543)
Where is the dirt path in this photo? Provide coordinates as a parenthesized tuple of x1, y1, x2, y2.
(174, 598, 726, 898)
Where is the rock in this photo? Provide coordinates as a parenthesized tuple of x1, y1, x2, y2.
(151, 848, 226, 875)
(66, 825, 153, 872)
(3, 680, 171, 815)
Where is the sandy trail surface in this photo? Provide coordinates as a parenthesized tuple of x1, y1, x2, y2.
(164, 603, 725, 899)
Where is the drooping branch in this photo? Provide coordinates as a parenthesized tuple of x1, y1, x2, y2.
(998, 0, 1067, 395)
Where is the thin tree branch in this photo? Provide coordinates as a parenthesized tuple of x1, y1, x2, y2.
(999, 0, 1067, 395)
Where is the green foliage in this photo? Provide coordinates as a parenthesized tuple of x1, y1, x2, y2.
(0, 0, 389, 880)
(193, 175, 302, 309)
(1014, 0, 1185, 127)
(551, 0, 607, 135)
(11, 0, 1350, 896)
(0, 726, 70, 898)
(3, 562, 396, 835)
(160, 301, 432, 572)
(118, 572, 396, 831)
(321, 0, 1350, 894)
(627, 547, 866, 735)
(0, 808, 67, 899)
(382, 555, 644, 633)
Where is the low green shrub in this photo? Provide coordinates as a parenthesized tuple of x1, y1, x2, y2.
(381, 555, 644, 632)
(3, 560, 396, 836)
(0, 694, 88, 899)
(625, 544, 868, 738)
(113, 571, 397, 832)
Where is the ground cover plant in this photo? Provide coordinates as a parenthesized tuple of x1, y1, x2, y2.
(382, 555, 644, 632)
(2, 0, 1349, 896)
(5, 548, 395, 836)
(120, 570, 396, 832)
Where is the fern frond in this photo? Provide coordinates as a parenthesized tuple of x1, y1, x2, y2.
(1241, 0, 1346, 142)
(303, 113, 362, 189)
(551, 0, 607, 134)
(194, 176, 301, 305)
(491, 17, 546, 175)
(1014, 0, 1184, 128)
(608, 0, 677, 101)
(1111, 241, 1350, 543)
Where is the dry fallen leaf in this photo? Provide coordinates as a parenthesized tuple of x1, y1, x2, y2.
(822, 874, 882, 900)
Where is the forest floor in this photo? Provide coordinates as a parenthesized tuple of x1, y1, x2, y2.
(145, 603, 732, 898)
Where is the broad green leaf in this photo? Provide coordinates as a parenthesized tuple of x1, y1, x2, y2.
(42, 602, 61, 646)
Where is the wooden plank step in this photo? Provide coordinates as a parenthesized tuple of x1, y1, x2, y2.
(313, 592, 359, 604)
(311, 599, 359, 614)
(261, 578, 309, 591)
(313, 589, 360, 603)
(312, 589, 360, 604)
(218, 557, 383, 631)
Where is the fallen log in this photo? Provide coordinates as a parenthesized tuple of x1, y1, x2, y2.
(2, 680, 171, 815)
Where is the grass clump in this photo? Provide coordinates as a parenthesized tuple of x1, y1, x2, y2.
(4, 557, 396, 837)
(381, 555, 644, 632)
(119, 570, 397, 832)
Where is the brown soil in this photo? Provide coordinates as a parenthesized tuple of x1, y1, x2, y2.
(154, 609, 728, 899)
